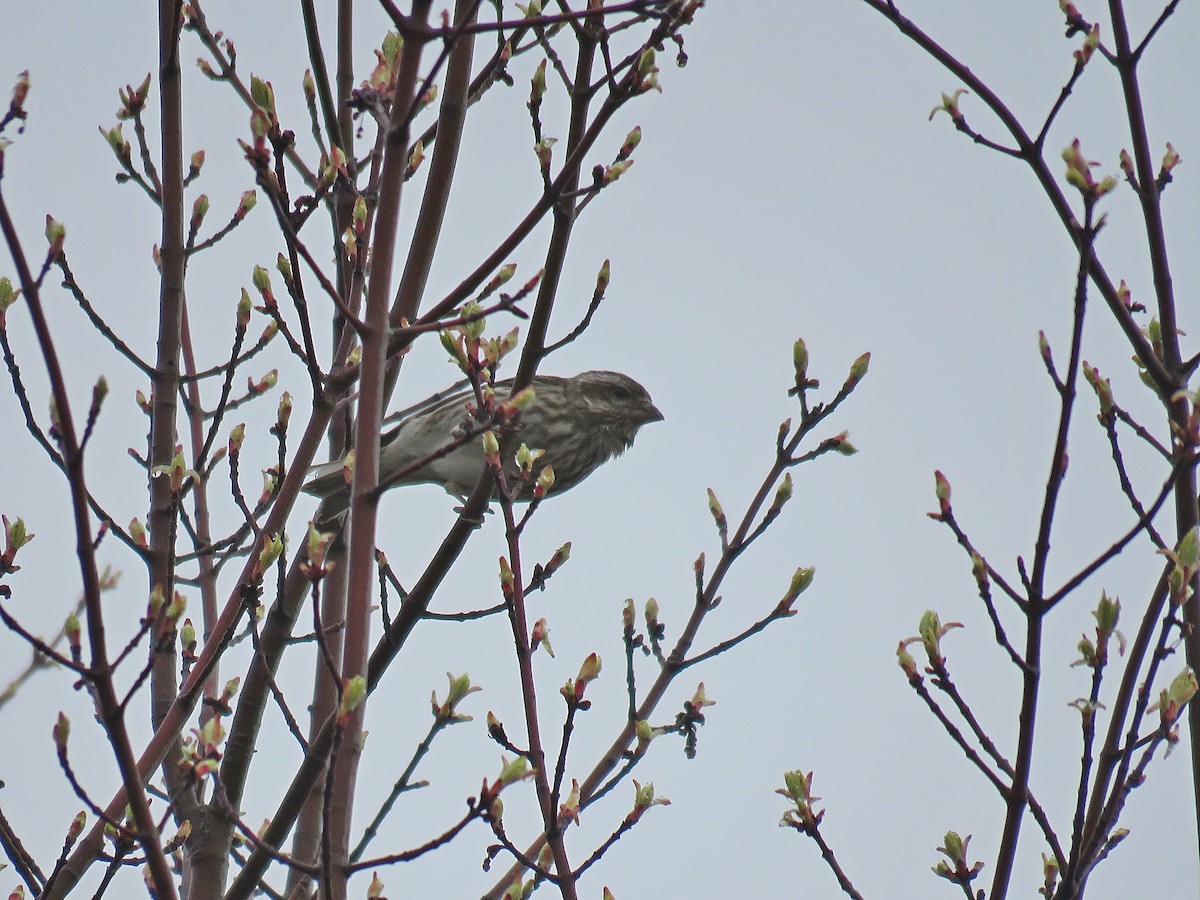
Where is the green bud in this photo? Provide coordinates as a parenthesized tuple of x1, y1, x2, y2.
(165, 591, 186, 622)
(846, 351, 870, 388)
(381, 32, 404, 67)
(191, 193, 209, 224)
(793, 338, 809, 382)
(508, 386, 536, 411)
(634, 780, 656, 808)
(499, 755, 530, 786)
(942, 830, 965, 861)
(1075, 636, 1096, 667)
(44, 216, 66, 255)
(67, 811, 87, 845)
(530, 59, 547, 103)
(4, 516, 33, 550)
(770, 472, 794, 513)
(690, 682, 714, 708)
(645, 597, 659, 623)
(257, 532, 284, 572)
(638, 47, 657, 76)
(446, 671, 477, 707)
(1095, 591, 1120, 635)
(249, 106, 271, 140)
(1166, 668, 1198, 706)
(928, 88, 967, 123)
(408, 139, 425, 173)
(277, 391, 292, 427)
(919, 610, 943, 649)
(482, 430, 500, 458)
(786, 566, 815, 597)
(99, 123, 125, 152)
(931, 469, 952, 519)
(1176, 527, 1200, 571)
(830, 431, 858, 455)
(460, 300, 486, 340)
(249, 76, 275, 114)
(576, 652, 603, 685)
(632, 779, 669, 810)
(706, 487, 727, 534)
(0, 276, 20, 313)
(778, 566, 814, 614)
(54, 712, 70, 748)
(339, 675, 367, 717)
(604, 159, 633, 183)
(65, 612, 81, 645)
(896, 642, 918, 678)
(621, 125, 642, 155)
(306, 523, 334, 569)
(782, 769, 812, 803)
(531, 618, 554, 657)
(1161, 141, 1182, 178)
(236, 287, 252, 323)
(500, 327, 520, 357)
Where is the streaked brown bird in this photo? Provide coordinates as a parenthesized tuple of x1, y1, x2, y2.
(304, 370, 662, 515)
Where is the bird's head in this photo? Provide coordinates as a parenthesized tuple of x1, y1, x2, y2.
(571, 370, 664, 432)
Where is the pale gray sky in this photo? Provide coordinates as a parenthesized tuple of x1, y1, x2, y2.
(2, 3, 1198, 898)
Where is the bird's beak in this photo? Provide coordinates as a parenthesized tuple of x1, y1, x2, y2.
(646, 403, 664, 424)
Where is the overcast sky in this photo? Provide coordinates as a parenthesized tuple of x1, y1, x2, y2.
(2, 3, 1199, 898)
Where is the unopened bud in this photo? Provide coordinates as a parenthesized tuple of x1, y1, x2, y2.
(619, 126, 641, 159)
(44, 216, 66, 257)
(846, 352, 870, 389)
(576, 652, 602, 685)
(236, 190, 257, 218)
(54, 712, 70, 748)
(0, 276, 19, 315)
(338, 675, 367, 720)
(257, 532, 284, 574)
(482, 430, 500, 459)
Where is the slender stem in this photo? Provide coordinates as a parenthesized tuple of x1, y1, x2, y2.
(499, 498, 577, 898)
(0, 197, 178, 898)
(324, 6, 433, 898)
(856, 0, 1173, 396)
(48, 395, 336, 899)
(1107, 1, 1200, 850)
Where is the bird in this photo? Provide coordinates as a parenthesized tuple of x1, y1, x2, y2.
(303, 370, 662, 516)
